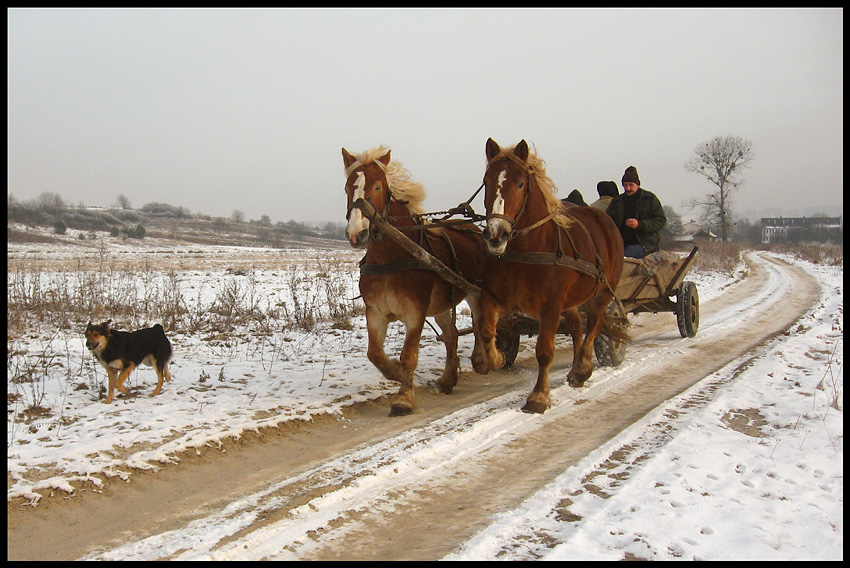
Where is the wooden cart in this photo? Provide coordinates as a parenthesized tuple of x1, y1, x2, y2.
(496, 247, 700, 367)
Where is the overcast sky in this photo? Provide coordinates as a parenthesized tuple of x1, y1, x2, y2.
(7, 8, 843, 225)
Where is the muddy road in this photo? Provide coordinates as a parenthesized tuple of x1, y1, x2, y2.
(7, 253, 820, 561)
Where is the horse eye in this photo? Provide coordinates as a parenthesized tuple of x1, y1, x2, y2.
(374, 184, 382, 192)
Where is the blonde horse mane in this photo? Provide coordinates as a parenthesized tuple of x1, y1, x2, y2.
(494, 143, 573, 230)
(344, 146, 427, 217)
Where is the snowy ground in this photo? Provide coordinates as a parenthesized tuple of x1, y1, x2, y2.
(7, 237, 843, 560)
(448, 253, 843, 560)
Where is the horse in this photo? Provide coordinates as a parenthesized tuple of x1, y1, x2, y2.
(342, 146, 486, 416)
(471, 138, 626, 414)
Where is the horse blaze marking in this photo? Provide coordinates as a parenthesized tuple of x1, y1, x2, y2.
(348, 171, 368, 236)
(487, 167, 509, 239)
(493, 169, 507, 216)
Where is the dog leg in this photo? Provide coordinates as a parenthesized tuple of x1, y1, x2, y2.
(151, 358, 165, 397)
(114, 363, 134, 397)
(104, 367, 119, 404)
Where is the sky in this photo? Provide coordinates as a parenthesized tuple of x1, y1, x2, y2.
(7, 8, 844, 225)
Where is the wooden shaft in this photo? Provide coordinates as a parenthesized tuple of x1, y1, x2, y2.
(353, 198, 482, 299)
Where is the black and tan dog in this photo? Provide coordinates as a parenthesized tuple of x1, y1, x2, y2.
(84, 320, 173, 404)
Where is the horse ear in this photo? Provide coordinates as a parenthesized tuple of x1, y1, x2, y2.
(378, 150, 391, 167)
(514, 140, 529, 162)
(342, 148, 356, 169)
(486, 138, 501, 161)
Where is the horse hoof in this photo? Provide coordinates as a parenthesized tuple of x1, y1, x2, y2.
(521, 400, 549, 414)
(568, 373, 590, 388)
(495, 350, 507, 369)
(389, 403, 414, 417)
(435, 380, 455, 395)
(471, 356, 489, 375)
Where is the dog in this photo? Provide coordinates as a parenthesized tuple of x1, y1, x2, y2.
(84, 320, 173, 404)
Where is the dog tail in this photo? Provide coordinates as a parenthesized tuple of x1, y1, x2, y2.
(154, 324, 173, 365)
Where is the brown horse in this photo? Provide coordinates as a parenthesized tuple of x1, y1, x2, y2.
(342, 146, 486, 416)
(471, 139, 626, 414)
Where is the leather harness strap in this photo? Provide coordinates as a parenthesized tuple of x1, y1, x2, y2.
(360, 257, 427, 276)
(496, 250, 602, 280)
(482, 157, 619, 298)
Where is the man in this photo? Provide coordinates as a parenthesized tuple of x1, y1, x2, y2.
(591, 180, 619, 210)
(605, 166, 666, 258)
(563, 189, 588, 207)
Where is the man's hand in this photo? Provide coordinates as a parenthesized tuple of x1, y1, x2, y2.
(626, 218, 639, 229)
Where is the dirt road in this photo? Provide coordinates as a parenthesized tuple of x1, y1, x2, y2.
(7, 253, 820, 561)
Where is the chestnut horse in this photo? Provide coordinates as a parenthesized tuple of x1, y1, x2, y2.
(472, 139, 626, 414)
(342, 146, 485, 416)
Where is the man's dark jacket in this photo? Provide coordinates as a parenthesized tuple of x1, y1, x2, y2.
(605, 188, 667, 254)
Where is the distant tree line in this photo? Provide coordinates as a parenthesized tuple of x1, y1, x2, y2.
(7, 191, 345, 242)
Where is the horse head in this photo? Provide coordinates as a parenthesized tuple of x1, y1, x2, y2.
(342, 147, 392, 249)
(481, 138, 532, 256)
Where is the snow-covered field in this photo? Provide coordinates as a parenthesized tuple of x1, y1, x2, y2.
(7, 234, 843, 560)
(449, 253, 843, 560)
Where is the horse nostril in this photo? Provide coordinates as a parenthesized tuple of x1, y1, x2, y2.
(349, 229, 369, 249)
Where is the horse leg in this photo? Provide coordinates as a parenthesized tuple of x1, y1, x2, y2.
(471, 291, 505, 374)
(389, 315, 427, 417)
(561, 306, 583, 366)
(568, 293, 609, 387)
(365, 307, 404, 383)
(562, 306, 589, 387)
(523, 307, 561, 414)
(434, 309, 460, 395)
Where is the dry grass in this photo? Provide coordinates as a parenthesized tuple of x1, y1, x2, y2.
(688, 240, 843, 276)
(7, 251, 361, 340)
(7, 239, 841, 424)
(7, 245, 363, 427)
(690, 240, 744, 276)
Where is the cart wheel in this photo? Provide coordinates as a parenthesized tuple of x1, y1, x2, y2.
(594, 333, 626, 366)
(496, 328, 520, 368)
(676, 281, 700, 338)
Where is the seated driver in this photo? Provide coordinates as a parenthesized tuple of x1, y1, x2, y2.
(605, 166, 666, 258)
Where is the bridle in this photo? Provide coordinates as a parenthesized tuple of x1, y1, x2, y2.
(482, 154, 618, 297)
(346, 168, 412, 242)
(483, 154, 559, 240)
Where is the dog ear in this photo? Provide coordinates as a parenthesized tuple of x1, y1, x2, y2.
(102, 319, 112, 329)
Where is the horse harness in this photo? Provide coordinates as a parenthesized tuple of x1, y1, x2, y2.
(355, 188, 474, 337)
(483, 154, 617, 297)
(357, 191, 465, 278)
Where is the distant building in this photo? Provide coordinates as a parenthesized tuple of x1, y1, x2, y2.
(674, 221, 720, 243)
(760, 216, 843, 244)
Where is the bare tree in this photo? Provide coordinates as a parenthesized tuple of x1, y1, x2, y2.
(684, 135, 754, 242)
(231, 210, 245, 223)
(660, 204, 683, 250)
(116, 194, 132, 209)
(35, 192, 66, 215)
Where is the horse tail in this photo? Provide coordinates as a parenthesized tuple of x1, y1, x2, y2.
(600, 308, 631, 344)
